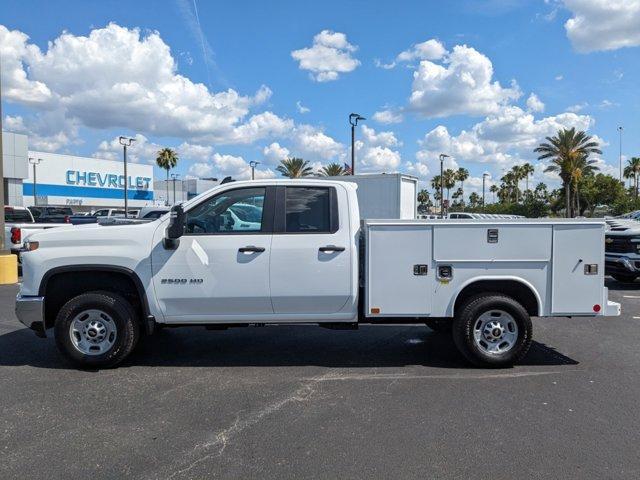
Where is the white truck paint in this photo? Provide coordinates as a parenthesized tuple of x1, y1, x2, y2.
(15, 179, 619, 368)
(3, 206, 71, 254)
(319, 173, 417, 219)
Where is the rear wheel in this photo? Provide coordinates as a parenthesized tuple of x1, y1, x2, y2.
(453, 294, 532, 368)
(611, 273, 638, 283)
(54, 291, 140, 369)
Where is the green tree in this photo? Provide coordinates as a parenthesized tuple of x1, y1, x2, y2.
(489, 184, 498, 203)
(417, 189, 431, 214)
(430, 175, 442, 209)
(155, 148, 179, 206)
(626, 157, 640, 200)
(579, 173, 627, 216)
(522, 162, 535, 192)
(319, 163, 346, 176)
(534, 127, 602, 217)
(468, 192, 481, 209)
(276, 157, 313, 178)
(456, 167, 469, 209)
(442, 169, 457, 206)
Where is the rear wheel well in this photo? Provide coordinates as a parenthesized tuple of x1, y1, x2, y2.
(453, 280, 539, 317)
(42, 270, 146, 330)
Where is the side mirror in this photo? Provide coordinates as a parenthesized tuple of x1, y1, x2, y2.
(164, 204, 185, 249)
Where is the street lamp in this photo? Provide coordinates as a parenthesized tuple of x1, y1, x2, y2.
(482, 172, 490, 211)
(118, 136, 136, 218)
(618, 126, 623, 182)
(439, 153, 449, 218)
(249, 161, 260, 180)
(349, 113, 366, 175)
(28, 157, 42, 207)
(171, 173, 180, 205)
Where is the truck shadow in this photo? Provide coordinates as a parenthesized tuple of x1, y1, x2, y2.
(0, 325, 577, 370)
(605, 277, 639, 291)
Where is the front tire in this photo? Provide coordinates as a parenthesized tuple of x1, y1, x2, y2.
(54, 291, 140, 369)
(452, 294, 532, 368)
(611, 273, 638, 283)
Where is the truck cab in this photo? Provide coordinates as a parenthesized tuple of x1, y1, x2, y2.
(15, 179, 619, 369)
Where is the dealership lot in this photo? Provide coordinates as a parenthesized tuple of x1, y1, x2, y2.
(1, 281, 639, 479)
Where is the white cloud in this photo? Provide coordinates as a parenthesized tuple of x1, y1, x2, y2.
(566, 102, 588, 112)
(555, 74, 564, 80)
(355, 126, 403, 172)
(361, 125, 401, 148)
(292, 125, 345, 161)
(414, 106, 597, 178)
(263, 142, 290, 163)
(409, 45, 521, 118)
(1, 23, 290, 144)
(296, 100, 310, 114)
(372, 109, 403, 124)
(188, 153, 276, 180)
(377, 39, 446, 69)
(4, 113, 80, 152)
(526, 93, 545, 113)
(291, 30, 360, 82)
(360, 146, 402, 170)
(563, 0, 640, 52)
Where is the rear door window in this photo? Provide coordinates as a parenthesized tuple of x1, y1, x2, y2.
(284, 187, 331, 233)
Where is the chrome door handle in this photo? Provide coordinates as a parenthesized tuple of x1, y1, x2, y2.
(238, 246, 265, 253)
(319, 245, 345, 252)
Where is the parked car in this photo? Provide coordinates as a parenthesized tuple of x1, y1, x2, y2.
(16, 179, 619, 369)
(137, 206, 170, 220)
(604, 219, 640, 283)
(3, 206, 71, 255)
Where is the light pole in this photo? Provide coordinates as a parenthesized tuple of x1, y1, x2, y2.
(249, 161, 260, 180)
(171, 173, 180, 205)
(482, 172, 489, 211)
(439, 153, 449, 217)
(349, 113, 366, 175)
(618, 126, 623, 182)
(28, 157, 42, 206)
(119, 136, 136, 218)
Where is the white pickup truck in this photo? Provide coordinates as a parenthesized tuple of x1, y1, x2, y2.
(4, 206, 70, 255)
(15, 179, 620, 368)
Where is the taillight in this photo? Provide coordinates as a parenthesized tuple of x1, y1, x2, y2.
(10, 227, 21, 244)
(64, 215, 71, 223)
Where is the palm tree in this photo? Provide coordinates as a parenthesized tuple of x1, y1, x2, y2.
(417, 189, 430, 213)
(627, 157, 640, 199)
(319, 163, 346, 177)
(156, 148, 179, 206)
(276, 157, 313, 178)
(624, 165, 634, 189)
(442, 169, 457, 206)
(489, 184, 498, 203)
(534, 127, 602, 217)
(522, 163, 535, 192)
(456, 167, 469, 209)
(430, 175, 442, 208)
(511, 165, 525, 203)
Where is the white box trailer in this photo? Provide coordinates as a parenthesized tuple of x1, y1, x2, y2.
(320, 173, 417, 219)
(364, 218, 615, 318)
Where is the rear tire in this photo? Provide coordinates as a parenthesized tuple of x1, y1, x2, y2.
(452, 294, 532, 368)
(611, 273, 638, 283)
(425, 318, 452, 333)
(54, 291, 140, 369)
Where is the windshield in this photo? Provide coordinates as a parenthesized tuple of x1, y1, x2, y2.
(4, 208, 33, 223)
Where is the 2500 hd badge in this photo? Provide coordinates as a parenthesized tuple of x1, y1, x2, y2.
(161, 278, 204, 285)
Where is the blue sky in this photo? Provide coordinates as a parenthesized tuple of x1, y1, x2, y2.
(1, 0, 639, 194)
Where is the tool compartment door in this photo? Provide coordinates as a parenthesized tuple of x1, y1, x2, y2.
(551, 224, 605, 314)
(366, 224, 433, 316)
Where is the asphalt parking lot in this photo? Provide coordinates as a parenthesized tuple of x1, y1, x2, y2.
(1, 281, 639, 480)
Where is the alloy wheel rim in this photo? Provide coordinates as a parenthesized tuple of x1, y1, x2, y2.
(472, 309, 518, 355)
(69, 309, 117, 356)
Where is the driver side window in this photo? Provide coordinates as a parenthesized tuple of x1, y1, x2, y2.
(185, 187, 266, 234)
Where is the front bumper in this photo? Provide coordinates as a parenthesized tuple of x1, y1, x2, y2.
(15, 294, 46, 337)
(605, 255, 640, 275)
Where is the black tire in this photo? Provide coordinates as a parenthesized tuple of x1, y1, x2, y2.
(452, 294, 532, 368)
(54, 291, 140, 369)
(425, 318, 452, 333)
(611, 273, 638, 283)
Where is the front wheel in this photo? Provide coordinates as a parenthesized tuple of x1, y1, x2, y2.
(611, 273, 638, 283)
(54, 291, 140, 369)
(452, 294, 532, 368)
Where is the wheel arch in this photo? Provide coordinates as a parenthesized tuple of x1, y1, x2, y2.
(39, 265, 153, 333)
(452, 277, 542, 317)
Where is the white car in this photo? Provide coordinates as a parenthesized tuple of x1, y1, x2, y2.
(16, 179, 619, 368)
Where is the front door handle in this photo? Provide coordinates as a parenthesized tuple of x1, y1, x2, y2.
(239, 246, 265, 253)
(319, 245, 345, 253)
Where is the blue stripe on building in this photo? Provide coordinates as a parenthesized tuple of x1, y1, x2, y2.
(23, 183, 154, 200)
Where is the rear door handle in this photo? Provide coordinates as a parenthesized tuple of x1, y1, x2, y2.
(319, 245, 345, 253)
(238, 246, 265, 253)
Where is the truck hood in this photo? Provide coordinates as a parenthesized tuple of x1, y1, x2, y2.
(27, 219, 164, 247)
